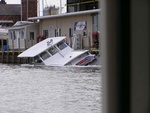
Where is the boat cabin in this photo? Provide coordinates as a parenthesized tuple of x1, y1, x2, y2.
(18, 36, 95, 66)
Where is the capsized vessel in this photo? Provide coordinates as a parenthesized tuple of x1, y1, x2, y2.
(18, 36, 97, 66)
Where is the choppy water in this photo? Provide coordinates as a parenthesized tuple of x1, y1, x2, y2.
(0, 64, 101, 113)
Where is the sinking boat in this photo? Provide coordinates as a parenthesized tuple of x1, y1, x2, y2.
(18, 36, 97, 66)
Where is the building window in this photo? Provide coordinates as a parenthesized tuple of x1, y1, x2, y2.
(69, 28, 73, 37)
(92, 14, 99, 32)
(55, 28, 61, 37)
(43, 30, 49, 38)
(68, 6, 75, 12)
(67, 0, 99, 12)
(10, 31, 13, 40)
(20, 30, 24, 39)
(30, 32, 34, 40)
(11, 31, 16, 40)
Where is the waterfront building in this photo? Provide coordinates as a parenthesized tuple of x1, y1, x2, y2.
(28, 9, 99, 50)
(7, 21, 39, 50)
(0, 1, 100, 63)
(0, 0, 38, 51)
(1, 1, 99, 52)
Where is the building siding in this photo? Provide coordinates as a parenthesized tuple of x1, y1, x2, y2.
(22, 0, 37, 21)
(8, 24, 39, 50)
(40, 14, 93, 49)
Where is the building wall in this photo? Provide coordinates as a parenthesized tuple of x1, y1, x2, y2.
(8, 24, 39, 50)
(0, 15, 21, 26)
(26, 24, 39, 48)
(39, 14, 94, 49)
(8, 28, 25, 49)
(22, 0, 37, 21)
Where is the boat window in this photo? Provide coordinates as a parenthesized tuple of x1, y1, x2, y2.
(40, 51, 50, 60)
(57, 41, 67, 50)
(48, 46, 58, 55)
(34, 56, 42, 63)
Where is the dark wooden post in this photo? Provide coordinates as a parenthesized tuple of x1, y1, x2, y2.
(12, 39, 14, 63)
(24, 39, 27, 50)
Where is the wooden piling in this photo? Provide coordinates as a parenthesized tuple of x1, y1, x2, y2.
(0, 38, 27, 64)
(0, 36, 42, 64)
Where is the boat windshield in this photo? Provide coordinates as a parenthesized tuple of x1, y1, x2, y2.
(57, 41, 67, 50)
(48, 46, 58, 55)
(40, 51, 50, 60)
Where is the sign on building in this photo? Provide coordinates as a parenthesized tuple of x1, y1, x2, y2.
(74, 21, 87, 31)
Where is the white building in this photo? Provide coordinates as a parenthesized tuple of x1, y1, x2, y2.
(8, 21, 39, 50)
(6, 9, 99, 51)
(28, 9, 100, 49)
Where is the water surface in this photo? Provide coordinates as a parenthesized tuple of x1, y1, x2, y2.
(0, 64, 101, 113)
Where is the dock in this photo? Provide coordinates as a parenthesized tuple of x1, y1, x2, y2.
(0, 38, 35, 64)
(0, 50, 33, 64)
(0, 49, 99, 64)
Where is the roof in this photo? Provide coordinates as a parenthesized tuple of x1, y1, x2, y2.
(13, 21, 35, 27)
(0, 20, 13, 23)
(18, 36, 66, 57)
(0, 4, 21, 15)
(7, 21, 39, 30)
(28, 9, 100, 20)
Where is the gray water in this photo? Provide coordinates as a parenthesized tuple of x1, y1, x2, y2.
(0, 64, 101, 113)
